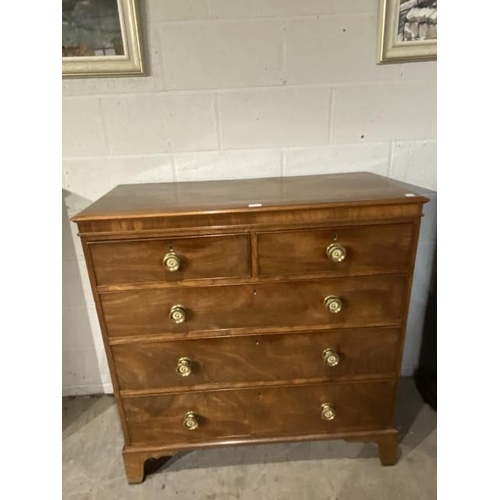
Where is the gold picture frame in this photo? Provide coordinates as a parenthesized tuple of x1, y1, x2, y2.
(378, 0, 437, 64)
(62, 0, 144, 78)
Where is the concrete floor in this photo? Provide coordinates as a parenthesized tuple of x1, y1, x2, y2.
(62, 378, 436, 499)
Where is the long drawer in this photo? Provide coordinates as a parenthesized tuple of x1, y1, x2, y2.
(89, 234, 251, 285)
(122, 381, 396, 446)
(101, 275, 407, 337)
(257, 223, 414, 277)
(113, 328, 400, 392)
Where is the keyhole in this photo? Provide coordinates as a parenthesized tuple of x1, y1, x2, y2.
(332, 233, 338, 242)
(255, 340, 259, 346)
(253, 288, 257, 295)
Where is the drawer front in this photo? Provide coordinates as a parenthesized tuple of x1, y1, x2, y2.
(257, 223, 413, 277)
(101, 275, 406, 337)
(122, 381, 396, 445)
(113, 328, 400, 391)
(89, 234, 250, 285)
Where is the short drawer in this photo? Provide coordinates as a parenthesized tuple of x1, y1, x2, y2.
(257, 223, 413, 277)
(101, 275, 406, 337)
(113, 328, 400, 392)
(122, 381, 396, 446)
(89, 234, 250, 285)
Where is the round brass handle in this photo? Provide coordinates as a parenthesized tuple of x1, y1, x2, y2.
(322, 348, 340, 367)
(326, 243, 346, 263)
(176, 357, 192, 377)
(320, 403, 336, 421)
(169, 305, 187, 323)
(183, 411, 199, 430)
(163, 251, 181, 272)
(324, 295, 342, 314)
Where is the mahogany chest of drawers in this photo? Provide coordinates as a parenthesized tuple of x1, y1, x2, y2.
(72, 172, 428, 483)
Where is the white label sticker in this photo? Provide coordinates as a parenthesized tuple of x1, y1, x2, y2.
(248, 203, 263, 207)
(404, 193, 416, 197)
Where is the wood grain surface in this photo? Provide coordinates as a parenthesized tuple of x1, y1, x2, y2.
(122, 381, 396, 446)
(72, 172, 428, 221)
(112, 328, 400, 393)
(70, 172, 429, 480)
(101, 275, 407, 337)
(75, 204, 424, 235)
(89, 234, 250, 285)
(257, 223, 413, 276)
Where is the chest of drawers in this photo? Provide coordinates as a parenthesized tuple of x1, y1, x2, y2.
(72, 172, 428, 484)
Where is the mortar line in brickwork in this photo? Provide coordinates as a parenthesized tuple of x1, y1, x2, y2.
(214, 94, 223, 150)
(171, 155, 178, 183)
(62, 148, 296, 163)
(388, 141, 395, 178)
(63, 141, 438, 162)
(62, 79, 435, 100)
(205, 0, 214, 18)
(63, 152, 176, 161)
(97, 98, 112, 155)
(328, 88, 335, 144)
(280, 21, 287, 86)
(152, 12, 376, 26)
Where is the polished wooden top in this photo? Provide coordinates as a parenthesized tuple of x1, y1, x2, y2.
(72, 172, 428, 221)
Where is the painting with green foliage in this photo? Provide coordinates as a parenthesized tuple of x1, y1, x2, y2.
(62, 0, 124, 57)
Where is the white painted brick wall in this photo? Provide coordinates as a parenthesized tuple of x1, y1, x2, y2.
(332, 81, 437, 144)
(62, 0, 436, 395)
(160, 20, 284, 89)
(174, 149, 282, 181)
(62, 99, 107, 157)
(220, 88, 331, 148)
(285, 15, 402, 84)
(101, 93, 219, 154)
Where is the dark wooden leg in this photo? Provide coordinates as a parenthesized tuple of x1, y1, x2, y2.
(376, 430, 399, 466)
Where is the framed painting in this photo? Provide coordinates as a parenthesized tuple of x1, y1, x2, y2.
(62, 0, 144, 78)
(378, 0, 437, 63)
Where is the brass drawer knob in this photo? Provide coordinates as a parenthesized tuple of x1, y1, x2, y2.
(326, 243, 346, 263)
(322, 348, 340, 367)
(163, 251, 181, 272)
(183, 411, 199, 430)
(176, 357, 192, 377)
(324, 295, 342, 314)
(320, 403, 336, 421)
(169, 305, 187, 323)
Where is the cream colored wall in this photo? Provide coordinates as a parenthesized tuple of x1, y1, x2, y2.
(62, 0, 436, 395)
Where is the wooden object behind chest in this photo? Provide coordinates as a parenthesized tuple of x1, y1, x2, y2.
(72, 172, 428, 484)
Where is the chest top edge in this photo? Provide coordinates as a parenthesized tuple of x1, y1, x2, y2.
(70, 173, 429, 225)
